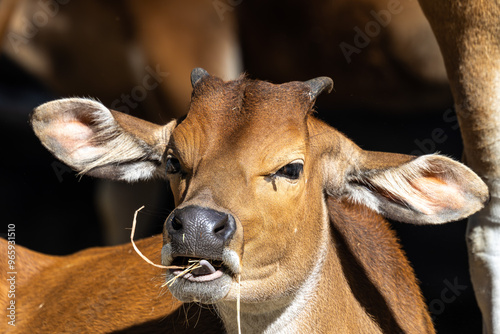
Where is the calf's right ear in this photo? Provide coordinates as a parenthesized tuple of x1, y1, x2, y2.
(31, 98, 175, 182)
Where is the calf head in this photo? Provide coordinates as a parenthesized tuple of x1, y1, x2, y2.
(31, 69, 488, 309)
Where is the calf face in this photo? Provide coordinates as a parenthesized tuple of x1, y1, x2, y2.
(31, 69, 488, 329)
(161, 71, 337, 304)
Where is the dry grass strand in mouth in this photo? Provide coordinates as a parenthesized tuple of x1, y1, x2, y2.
(162, 260, 203, 287)
(237, 273, 242, 334)
(130, 205, 183, 270)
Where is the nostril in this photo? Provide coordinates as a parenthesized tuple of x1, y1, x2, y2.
(172, 217, 183, 231)
(213, 216, 229, 235)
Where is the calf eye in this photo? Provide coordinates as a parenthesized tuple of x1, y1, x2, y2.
(275, 162, 303, 180)
(166, 156, 182, 174)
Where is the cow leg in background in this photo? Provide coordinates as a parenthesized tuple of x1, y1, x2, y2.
(418, 1, 500, 333)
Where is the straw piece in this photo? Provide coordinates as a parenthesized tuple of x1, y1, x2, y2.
(162, 260, 202, 287)
(237, 274, 242, 334)
(130, 205, 182, 270)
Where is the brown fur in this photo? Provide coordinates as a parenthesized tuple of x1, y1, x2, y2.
(0, 236, 223, 333)
(22, 72, 488, 333)
(328, 197, 433, 333)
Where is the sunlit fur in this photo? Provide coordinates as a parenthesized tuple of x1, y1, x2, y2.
(18, 72, 488, 333)
(160, 74, 485, 332)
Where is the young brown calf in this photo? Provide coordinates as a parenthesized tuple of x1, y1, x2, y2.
(4, 69, 488, 333)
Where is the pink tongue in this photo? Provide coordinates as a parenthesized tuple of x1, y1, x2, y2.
(191, 260, 217, 276)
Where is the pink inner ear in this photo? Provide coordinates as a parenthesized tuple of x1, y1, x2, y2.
(46, 119, 96, 156)
(50, 120, 94, 147)
(409, 176, 465, 215)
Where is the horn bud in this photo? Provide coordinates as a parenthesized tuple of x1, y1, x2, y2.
(304, 76, 334, 100)
(191, 68, 210, 88)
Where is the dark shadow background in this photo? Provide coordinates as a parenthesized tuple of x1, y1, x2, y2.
(0, 1, 480, 333)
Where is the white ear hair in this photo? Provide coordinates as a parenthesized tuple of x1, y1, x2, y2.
(32, 98, 174, 182)
(341, 153, 488, 224)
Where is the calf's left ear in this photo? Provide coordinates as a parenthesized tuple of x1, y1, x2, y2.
(341, 152, 489, 224)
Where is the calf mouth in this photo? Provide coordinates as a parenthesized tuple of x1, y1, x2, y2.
(168, 256, 226, 283)
(162, 246, 240, 303)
